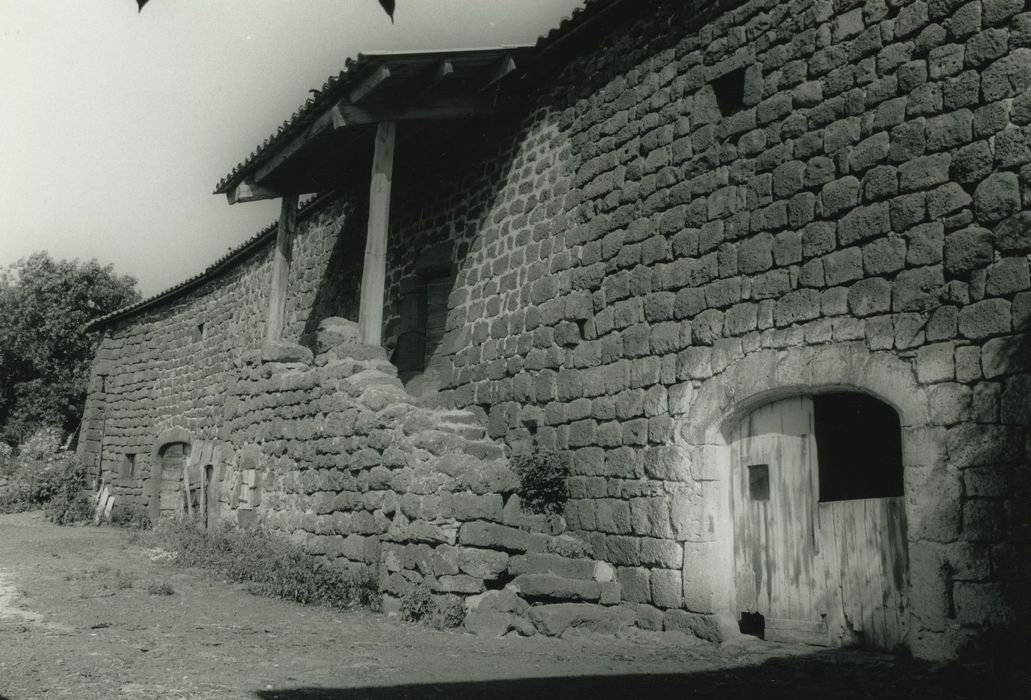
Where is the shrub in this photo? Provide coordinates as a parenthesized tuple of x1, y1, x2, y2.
(146, 518, 379, 611)
(399, 582, 434, 623)
(110, 502, 151, 530)
(146, 581, 174, 596)
(511, 449, 569, 515)
(0, 429, 92, 525)
(400, 584, 467, 630)
(430, 594, 467, 630)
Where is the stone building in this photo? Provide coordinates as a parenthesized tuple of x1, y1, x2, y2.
(80, 0, 1030, 658)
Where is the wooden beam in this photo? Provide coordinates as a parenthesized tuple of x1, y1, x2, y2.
(266, 195, 299, 343)
(418, 60, 454, 99)
(227, 179, 281, 205)
(251, 110, 335, 185)
(349, 65, 391, 104)
(332, 97, 499, 128)
(478, 55, 517, 91)
(358, 121, 397, 346)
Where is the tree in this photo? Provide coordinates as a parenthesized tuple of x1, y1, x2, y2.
(0, 253, 139, 445)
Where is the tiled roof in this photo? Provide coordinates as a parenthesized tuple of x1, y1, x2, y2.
(214, 0, 617, 196)
(92, 1, 625, 332)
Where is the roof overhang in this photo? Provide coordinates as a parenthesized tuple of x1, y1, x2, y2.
(215, 46, 536, 204)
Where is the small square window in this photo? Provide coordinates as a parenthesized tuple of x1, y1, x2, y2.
(712, 67, 746, 117)
(748, 464, 770, 501)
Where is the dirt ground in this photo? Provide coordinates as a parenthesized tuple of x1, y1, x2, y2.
(0, 512, 1022, 699)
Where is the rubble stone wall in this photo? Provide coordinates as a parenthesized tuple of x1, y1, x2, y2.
(78, 195, 364, 508)
(387, 0, 1031, 658)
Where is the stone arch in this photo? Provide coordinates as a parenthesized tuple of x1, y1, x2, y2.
(675, 342, 935, 652)
(148, 427, 196, 521)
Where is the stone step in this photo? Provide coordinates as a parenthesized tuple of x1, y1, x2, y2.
(527, 603, 636, 638)
(461, 440, 505, 460)
(434, 410, 482, 426)
(436, 422, 487, 441)
(509, 552, 613, 582)
(507, 573, 620, 605)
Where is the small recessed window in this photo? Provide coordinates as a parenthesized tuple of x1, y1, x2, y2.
(815, 393, 903, 502)
(748, 464, 770, 501)
(712, 67, 746, 117)
(192, 323, 206, 343)
(120, 453, 137, 480)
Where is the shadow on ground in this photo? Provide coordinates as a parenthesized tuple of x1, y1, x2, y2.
(254, 647, 1030, 700)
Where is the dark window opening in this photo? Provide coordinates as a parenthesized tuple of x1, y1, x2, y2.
(120, 453, 136, 480)
(712, 67, 746, 117)
(748, 464, 770, 501)
(814, 393, 903, 502)
(739, 611, 765, 639)
(192, 323, 205, 343)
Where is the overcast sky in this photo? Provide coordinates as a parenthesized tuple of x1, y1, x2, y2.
(0, 0, 584, 296)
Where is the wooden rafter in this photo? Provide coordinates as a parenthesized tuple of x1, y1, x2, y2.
(331, 96, 500, 129)
(417, 60, 454, 99)
(478, 55, 517, 92)
(348, 65, 392, 104)
(227, 179, 281, 205)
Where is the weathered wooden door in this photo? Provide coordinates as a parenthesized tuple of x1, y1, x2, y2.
(730, 395, 909, 649)
(158, 442, 188, 516)
(731, 396, 827, 644)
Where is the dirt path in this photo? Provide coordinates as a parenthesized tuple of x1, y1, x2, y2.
(0, 512, 1016, 699)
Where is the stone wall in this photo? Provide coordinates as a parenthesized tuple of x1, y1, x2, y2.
(78, 194, 364, 508)
(385, 0, 1031, 658)
(80, 0, 1031, 658)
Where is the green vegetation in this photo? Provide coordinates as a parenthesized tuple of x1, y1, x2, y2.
(0, 252, 138, 446)
(512, 448, 569, 516)
(0, 428, 93, 525)
(145, 518, 380, 611)
(399, 583, 466, 629)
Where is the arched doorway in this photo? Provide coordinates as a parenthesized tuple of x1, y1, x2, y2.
(156, 441, 190, 518)
(730, 392, 908, 650)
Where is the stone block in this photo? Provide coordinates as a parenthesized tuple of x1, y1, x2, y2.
(456, 547, 509, 580)
(528, 603, 636, 637)
(509, 574, 604, 603)
(974, 171, 1022, 222)
(917, 342, 956, 383)
(459, 521, 548, 553)
(616, 566, 651, 603)
(958, 299, 1012, 338)
(893, 266, 945, 312)
(662, 610, 725, 643)
(650, 568, 683, 609)
(508, 552, 596, 580)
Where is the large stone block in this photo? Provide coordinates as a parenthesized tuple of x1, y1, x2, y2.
(459, 521, 548, 553)
(527, 603, 636, 637)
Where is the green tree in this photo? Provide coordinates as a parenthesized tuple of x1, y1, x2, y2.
(0, 252, 138, 445)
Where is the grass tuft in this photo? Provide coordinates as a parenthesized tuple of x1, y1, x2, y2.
(143, 518, 379, 611)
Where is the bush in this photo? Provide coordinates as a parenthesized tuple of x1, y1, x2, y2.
(110, 502, 151, 530)
(0, 428, 92, 524)
(511, 449, 569, 516)
(400, 584, 467, 630)
(146, 518, 379, 611)
(399, 582, 434, 622)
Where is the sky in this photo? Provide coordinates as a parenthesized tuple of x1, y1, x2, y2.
(0, 0, 584, 297)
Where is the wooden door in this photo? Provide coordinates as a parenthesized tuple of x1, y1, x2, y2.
(158, 443, 187, 515)
(731, 396, 827, 644)
(731, 395, 909, 650)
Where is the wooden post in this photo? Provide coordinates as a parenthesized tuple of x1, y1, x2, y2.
(358, 121, 397, 346)
(266, 194, 299, 343)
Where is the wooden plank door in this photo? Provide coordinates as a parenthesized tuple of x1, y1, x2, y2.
(817, 497, 908, 649)
(731, 396, 828, 645)
(159, 443, 187, 516)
